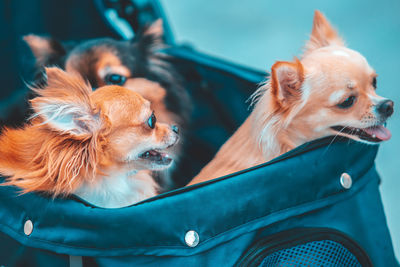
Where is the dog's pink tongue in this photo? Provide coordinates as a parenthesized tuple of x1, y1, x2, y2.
(363, 125, 392, 141)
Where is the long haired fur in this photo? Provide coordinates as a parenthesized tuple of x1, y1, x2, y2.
(0, 67, 179, 208)
(21, 20, 191, 191)
(0, 69, 106, 196)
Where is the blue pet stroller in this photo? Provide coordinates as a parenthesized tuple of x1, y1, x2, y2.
(0, 1, 398, 266)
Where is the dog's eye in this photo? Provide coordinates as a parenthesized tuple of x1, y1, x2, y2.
(147, 112, 156, 129)
(104, 74, 126, 85)
(337, 96, 356, 109)
(372, 77, 377, 89)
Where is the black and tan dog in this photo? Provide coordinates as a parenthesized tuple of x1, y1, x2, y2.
(22, 20, 191, 190)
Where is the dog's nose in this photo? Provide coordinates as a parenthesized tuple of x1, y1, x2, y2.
(171, 125, 179, 134)
(377, 99, 394, 117)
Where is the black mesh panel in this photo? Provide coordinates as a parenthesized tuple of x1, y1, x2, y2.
(260, 240, 362, 267)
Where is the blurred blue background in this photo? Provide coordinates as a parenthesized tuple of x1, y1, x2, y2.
(160, 0, 400, 258)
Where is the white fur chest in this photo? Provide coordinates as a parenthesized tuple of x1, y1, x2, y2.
(73, 170, 158, 208)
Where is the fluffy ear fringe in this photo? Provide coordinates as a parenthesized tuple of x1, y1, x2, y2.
(30, 67, 100, 136)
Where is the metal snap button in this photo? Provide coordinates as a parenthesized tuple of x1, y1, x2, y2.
(340, 173, 352, 189)
(185, 230, 199, 247)
(24, 220, 33, 236)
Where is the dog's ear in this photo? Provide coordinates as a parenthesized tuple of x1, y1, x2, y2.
(134, 19, 165, 52)
(23, 34, 66, 66)
(270, 58, 305, 107)
(304, 10, 344, 55)
(144, 19, 163, 40)
(31, 67, 101, 136)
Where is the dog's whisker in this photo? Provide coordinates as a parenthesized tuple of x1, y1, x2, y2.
(320, 126, 349, 158)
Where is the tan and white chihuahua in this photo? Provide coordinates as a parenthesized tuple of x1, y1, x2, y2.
(0, 68, 179, 208)
(189, 11, 394, 185)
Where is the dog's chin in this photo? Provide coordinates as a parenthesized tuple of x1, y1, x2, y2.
(330, 124, 391, 144)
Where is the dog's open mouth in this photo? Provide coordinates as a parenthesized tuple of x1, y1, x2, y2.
(139, 149, 172, 165)
(331, 124, 391, 143)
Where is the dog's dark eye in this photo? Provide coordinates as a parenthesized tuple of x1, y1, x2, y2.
(337, 96, 356, 109)
(147, 112, 156, 129)
(372, 77, 377, 89)
(104, 74, 126, 85)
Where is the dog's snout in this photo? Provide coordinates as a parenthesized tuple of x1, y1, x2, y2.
(377, 99, 394, 118)
(171, 125, 179, 135)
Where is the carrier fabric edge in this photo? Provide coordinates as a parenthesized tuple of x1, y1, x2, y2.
(0, 138, 397, 264)
(1, 138, 376, 256)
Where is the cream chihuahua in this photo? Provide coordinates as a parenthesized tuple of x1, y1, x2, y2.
(0, 68, 179, 208)
(189, 11, 394, 185)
